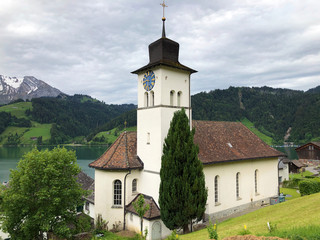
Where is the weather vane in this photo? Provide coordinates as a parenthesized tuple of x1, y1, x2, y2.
(160, 0, 168, 20)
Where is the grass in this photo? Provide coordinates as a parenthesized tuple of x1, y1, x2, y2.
(240, 118, 273, 145)
(20, 123, 52, 144)
(91, 127, 137, 145)
(290, 171, 314, 179)
(0, 123, 52, 145)
(0, 102, 32, 118)
(180, 192, 320, 240)
(280, 187, 300, 200)
(0, 126, 28, 144)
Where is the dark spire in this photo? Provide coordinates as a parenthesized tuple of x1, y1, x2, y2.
(162, 18, 166, 38)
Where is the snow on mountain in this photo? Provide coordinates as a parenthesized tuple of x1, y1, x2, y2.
(0, 75, 63, 104)
(2, 76, 23, 89)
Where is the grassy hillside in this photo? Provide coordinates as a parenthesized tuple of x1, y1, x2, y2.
(180, 193, 320, 239)
(0, 123, 52, 145)
(240, 118, 273, 145)
(90, 126, 137, 145)
(0, 102, 32, 118)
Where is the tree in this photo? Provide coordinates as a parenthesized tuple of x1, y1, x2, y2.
(0, 147, 86, 240)
(159, 108, 207, 233)
(133, 194, 150, 235)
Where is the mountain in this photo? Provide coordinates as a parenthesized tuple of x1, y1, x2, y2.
(0, 75, 62, 104)
(192, 86, 320, 145)
(306, 85, 320, 94)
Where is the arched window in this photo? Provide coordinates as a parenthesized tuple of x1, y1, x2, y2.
(214, 175, 219, 204)
(236, 172, 240, 199)
(177, 91, 182, 107)
(150, 91, 154, 106)
(132, 179, 137, 193)
(255, 170, 258, 194)
(170, 90, 175, 106)
(114, 180, 122, 206)
(144, 92, 149, 107)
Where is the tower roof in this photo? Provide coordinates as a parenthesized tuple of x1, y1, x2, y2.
(89, 131, 143, 170)
(132, 18, 196, 74)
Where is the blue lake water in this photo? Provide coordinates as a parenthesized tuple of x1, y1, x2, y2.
(0, 146, 297, 183)
(0, 146, 107, 183)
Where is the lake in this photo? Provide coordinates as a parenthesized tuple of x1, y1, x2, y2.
(0, 145, 108, 183)
(0, 146, 298, 183)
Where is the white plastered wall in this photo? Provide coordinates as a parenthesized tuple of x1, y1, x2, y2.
(279, 163, 289, 182)
(126, 213, 171, 240)
(204, 158, 279, 216)
(94, 169, 141, 228)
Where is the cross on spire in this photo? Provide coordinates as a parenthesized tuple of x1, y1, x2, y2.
(160, 0, 167, 38)
(160, 0, 167, 21)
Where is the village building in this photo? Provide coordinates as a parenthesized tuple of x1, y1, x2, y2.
(89, 13, 285, 240)
(295, 142, 320, 166)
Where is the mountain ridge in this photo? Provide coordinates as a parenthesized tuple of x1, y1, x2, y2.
(0, 75, 62, 104)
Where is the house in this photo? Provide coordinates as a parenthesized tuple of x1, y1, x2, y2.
(76, 171, 95, 219)
(89, 14, 285, 240)
(295, 142, 320, 164)
(278, 158, 289, 183)
(287, 160, 305, 174)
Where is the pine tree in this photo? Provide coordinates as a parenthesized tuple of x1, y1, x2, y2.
(159, 108, 207, 233)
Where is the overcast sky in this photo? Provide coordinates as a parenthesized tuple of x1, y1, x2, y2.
(1, 0, 319, 104)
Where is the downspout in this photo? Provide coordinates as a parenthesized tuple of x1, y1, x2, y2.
(278, 158, 281, 196)
(189, 74, 191, 129)
(123, 170, 131, 230)
(123, 130, 131, 230)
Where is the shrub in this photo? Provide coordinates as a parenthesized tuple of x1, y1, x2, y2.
(207, 220, 218, 240)
(299, 180, 320, 196)
(238, 225, 251, 235)
(166, 230, 179, 240)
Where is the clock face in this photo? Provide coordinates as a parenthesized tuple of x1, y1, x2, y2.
(143, 70, 155, 91)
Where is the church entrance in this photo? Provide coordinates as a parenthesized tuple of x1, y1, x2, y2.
(151, 221, 161, 240)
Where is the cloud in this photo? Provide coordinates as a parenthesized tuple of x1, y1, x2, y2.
(0, 0, 319, 103)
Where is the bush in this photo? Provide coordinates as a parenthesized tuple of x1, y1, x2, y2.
(299, 179, 320, 196)
(207, 220, 218, 240)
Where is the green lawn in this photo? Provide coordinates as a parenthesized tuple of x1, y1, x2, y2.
(180, 192, 320, 240)
(240, 118, 273, 145)
(280, 187, 300, 200)
(0, 102, 32, 118)
(290, 171, 314, 179)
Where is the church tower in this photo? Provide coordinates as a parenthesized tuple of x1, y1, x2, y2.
(132, 12, 196, 201)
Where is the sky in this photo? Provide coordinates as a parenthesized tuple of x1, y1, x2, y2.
(1, 0, 320, 104)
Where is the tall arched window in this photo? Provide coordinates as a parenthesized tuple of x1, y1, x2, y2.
(144, 92, 149, 107)
(114, 180, 122, 206)
(255, 170, 258, 194)
(170, 90, 175, 106)
(132, 179, 137, 193)
(150, 91, 154, 106)
(177, 91, 182, 107)
(236, 172, 240, 199)
(214, 175, 219, 204)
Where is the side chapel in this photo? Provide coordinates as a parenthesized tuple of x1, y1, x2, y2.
(89, 5, 285, 240)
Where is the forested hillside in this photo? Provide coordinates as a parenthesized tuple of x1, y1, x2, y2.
(1, 86, 319, 146)
(192, 86, 320, 144)
(27, 95, 135, 144)
(0, 95, 136, 145)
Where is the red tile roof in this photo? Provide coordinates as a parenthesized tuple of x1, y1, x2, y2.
(89, 131, 143, 170)
(126, 194, 161, 220)
(193, 120, 285, 164)
(89, 121, 285, 170)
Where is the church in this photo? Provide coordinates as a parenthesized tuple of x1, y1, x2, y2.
(89, 8, 285, 240)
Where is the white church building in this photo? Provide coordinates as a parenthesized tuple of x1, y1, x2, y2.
(89, 13, 285, 240)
